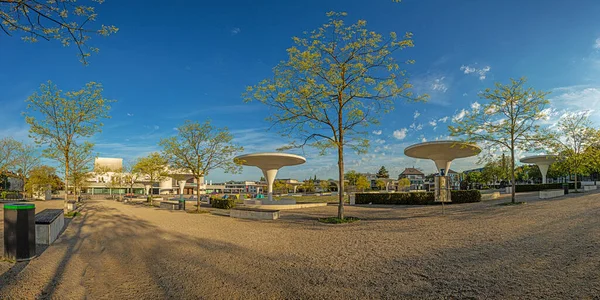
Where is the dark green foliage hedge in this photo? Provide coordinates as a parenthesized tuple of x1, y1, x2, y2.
(211, 198, 236, 209)
(450, 190, 481, 203)
(355, 190, 481, 205)
(514, 183, 581, 192)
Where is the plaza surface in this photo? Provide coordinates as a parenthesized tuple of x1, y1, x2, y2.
(0, 192, 599, 299)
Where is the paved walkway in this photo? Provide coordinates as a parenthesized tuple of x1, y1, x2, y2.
(0, 191, 599, 299)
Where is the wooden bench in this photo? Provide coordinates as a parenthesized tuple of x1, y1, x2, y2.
(35, 209, 64, 245)
(230, 207, 280, 220)
(159, 201, 181, 210)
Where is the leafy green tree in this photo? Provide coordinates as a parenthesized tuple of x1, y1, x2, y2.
(397, 177, 411, 191)
(375, 179, 386, 190)
(273, 180, 289, 194)
(133, 152, 169, 203)
(345, 170, 360, 186)
(550, 112, 599, 191)
(0, 0, 118, 64)
(25, 165, 58, 198)
(24, 81, 114, 201)
(122, 161, 140, 195)
(449, 77, 551, 203)
(467, 171, 483, 188)
(0, 137, 21, 172)
(356, 175, 370, 192)
(376, 166, 389, 178)
(244, 12, 426, 219)
(159, 120, 243, 211)
(319, 180, 330, 192)
(302, 180, 315, 193)
(482, 154, 510, 184)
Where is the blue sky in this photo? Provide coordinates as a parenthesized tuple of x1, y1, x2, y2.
(1, 0, 600, 181)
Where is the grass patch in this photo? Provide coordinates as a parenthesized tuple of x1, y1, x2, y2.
(497, 201, 527, 206)
(186, 209, 210, 214)
(0, 257, 16, 263)
(318, 216, 360, 224)
(64, 211, 80, 217)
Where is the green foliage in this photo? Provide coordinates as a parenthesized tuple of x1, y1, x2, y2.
(211, 198, 236, 209)
(450, 190, 482, 204)
(244, 12, 426, 219)
(514, 183, 581, 193)
(25, 165, 60, 195)
(0, 0, 118, 64)
(375, 179, 386, 190)
(0, 173, 10, 190)
(345, 170, 360, 186)
(319, 180, 330, 192)
(318, 216, 360, 224)
(549, 112, 599, 191)
(449, 77, 552, 203)
(133, 152, 169, 195)
(24, 81, 114, 201)
(466, 171, 483, 184)
(376, 166, 389, 178)
(64, 211, 80, 218)
(397, 178, 411, 191)
(356, 175, 370, 192)
(355, 190, 481, 205)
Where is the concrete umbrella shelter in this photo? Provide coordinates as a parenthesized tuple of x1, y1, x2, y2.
(520, 155, 558, 184)
(404, 141, 481, 202)
(234, 152, 306, 201)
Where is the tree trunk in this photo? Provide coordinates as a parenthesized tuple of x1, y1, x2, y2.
(510, 147, 516, 203)
(65, 157, 69, 202)
(196, 176, 201, 212)
(574, 173, 578, 192)
(337, 145, 345, 219)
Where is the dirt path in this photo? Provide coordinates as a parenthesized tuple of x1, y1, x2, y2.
(1, 191, 599, 299)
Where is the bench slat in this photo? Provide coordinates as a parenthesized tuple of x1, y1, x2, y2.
(35, 209, 63, 224)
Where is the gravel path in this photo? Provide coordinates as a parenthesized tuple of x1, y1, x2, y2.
(1, 191, 599, 299)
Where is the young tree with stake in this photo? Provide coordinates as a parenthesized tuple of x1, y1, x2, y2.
(24, 81, 114, 202)
(244, 12, 426, 219)
(449, 77, 550, 203)
(159, 120, 243, 212)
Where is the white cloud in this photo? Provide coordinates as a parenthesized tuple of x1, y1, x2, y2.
(462, 93, 468, 97)
(431, 77, 448, 93)
(126, 113, 134, 117)
(173, 127, 178, 131)
(413, 110, 421, 120)
(374, 139, 386, 144)
(393, 128, 408, 140)
(372, 130, 382, 135)
(409, 123, 423, 131)
(452, 109, 468, 122)
(460, 65, 491, 80)
(428, 120, 437, 127)
(153, 125, 160, 130)
(421, 136, 427, 142)
(231, 27, 241, 35)
(594, 38, 600, 49)
(549, 86, 600, 123)
(438, 116, 449, 123)
(470, 101, 481, 111)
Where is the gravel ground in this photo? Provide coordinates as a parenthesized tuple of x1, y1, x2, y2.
(0, 191, 599, 299)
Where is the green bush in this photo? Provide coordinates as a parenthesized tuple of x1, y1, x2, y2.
(450, 190, 481, 203)
(211, 198, 236, 209)
(355, 190, 481, 205)
(355, 192, 434, 205)
(514, 183, 581, 193)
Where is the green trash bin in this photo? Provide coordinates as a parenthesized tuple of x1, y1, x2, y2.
(3, 203, 36, 261)
(563, 183, 569, 195)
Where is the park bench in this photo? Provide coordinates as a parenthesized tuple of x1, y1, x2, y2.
(159, 201, 181, 210)
(539, 189, 564, 199)
(66, 201, 77, 211)
(35, 209, 64, 245)
(230, 207, 280, 220)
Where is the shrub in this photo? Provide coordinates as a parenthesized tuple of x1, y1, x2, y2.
(355, 192, 434, 205)
(514, 183, 581, 193)
(450, 190, 481, 203)
(355, 190, 481, 205)
(211, 198, 236, 209)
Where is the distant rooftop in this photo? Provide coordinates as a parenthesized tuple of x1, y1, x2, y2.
(400, 168, 424, 175)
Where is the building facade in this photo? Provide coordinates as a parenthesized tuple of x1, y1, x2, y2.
(398, 168, 425, 190)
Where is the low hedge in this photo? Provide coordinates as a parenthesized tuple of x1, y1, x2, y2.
(514, 183, 582, 193)
(211, 198, 236, 209)
(355, 190, 481, 205)
(450, 190, 481, 203)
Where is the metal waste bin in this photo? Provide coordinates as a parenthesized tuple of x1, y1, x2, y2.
(3, 203, 36, 261)
(563, 183, 569, 195)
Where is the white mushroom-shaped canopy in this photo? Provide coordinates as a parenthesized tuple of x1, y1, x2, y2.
(404, 141, 481, 172)
(520, 154, 558, 184)
(235, 152, 306, 169)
